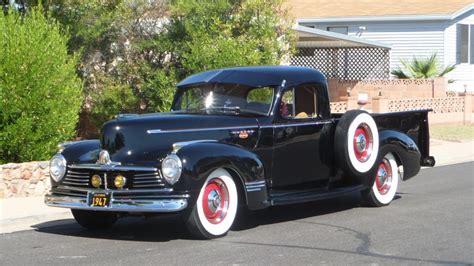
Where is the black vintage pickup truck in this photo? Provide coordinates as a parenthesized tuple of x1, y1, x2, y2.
(45, 66, 435, 238)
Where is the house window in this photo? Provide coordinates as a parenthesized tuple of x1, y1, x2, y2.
(327, 26, 348, 35)
(457, 24, 474, 64)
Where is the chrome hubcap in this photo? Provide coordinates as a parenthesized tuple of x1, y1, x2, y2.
(202, 178, 229, 224)
(356, 134, 367, 152)
(377, 167, 387, 184)
(207, 190, 221, 213)
(375, 159, 392, 195)
(353, 123, 373, 162)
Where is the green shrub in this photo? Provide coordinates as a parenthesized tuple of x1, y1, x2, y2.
(35, 0, 295, 133)
(0, 7, 83, 163)
(391, 53, 455, 79)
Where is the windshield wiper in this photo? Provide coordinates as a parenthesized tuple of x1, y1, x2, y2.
(200, 106, 267, 116)
(201, 106, 241, 115)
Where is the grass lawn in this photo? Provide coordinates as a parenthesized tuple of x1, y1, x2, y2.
(430, 124, 474, 142)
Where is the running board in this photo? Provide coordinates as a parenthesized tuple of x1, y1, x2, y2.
(269, 185, 365, 206)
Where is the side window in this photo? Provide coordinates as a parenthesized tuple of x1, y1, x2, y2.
(280, 84, 319, 119)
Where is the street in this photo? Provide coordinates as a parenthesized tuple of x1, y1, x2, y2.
(1, 162, 473, 265)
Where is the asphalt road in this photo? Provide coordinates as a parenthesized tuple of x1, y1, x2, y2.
(1, 162, 473, 265)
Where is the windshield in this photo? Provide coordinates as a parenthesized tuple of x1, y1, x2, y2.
(171, 83, 275, 116)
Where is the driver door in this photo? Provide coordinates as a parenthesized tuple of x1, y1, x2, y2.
(271, 83, 331, 188)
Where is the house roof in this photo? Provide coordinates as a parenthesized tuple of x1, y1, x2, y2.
(295, 25, 391, 49)
(286, 0, 474, 21)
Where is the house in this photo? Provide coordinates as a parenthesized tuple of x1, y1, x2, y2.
(286, 0, 474, 92)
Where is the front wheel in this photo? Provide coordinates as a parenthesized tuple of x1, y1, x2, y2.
(184, 168, 239, 239)
(71, 209, 118, 230)
(361, 153, 400, 207)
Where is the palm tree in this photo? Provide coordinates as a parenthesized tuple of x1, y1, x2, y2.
(391, 53, 455, 79)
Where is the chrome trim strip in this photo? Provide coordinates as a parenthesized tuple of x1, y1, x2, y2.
(134, 172, 160, 177)
(64, 176, 89, 181)
(245, 180, 266, 191)
(133, 184, 165, 188)
(53, 191, 86, 197)
(56, 185, 173, 194)
(62, 181, 89, 186)
(66, 174, 89, 178)
(246, 188, 263, 192)
(113, 195, 190, 199)
(133, 180, 163, 184)
(63, 180, 89, 184)
(260, 120, 333, 129)
(246, 184, 266, 189)
(246, 180, 266, 185)
(45, 194, 188, 213)
(67, 171, 89, 175)
(69, 164, 158, 172)
(172, 140, 217, 152)
(147, 126, 258, 134)
(133, 176, 161, 181)
(230, 129, 255, 135)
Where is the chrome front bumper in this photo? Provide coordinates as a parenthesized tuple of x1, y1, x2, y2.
(45, 189, 189, 213)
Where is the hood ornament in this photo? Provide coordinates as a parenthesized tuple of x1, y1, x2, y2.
(98, 150, 111, 165)
(97, 150, 121, 166)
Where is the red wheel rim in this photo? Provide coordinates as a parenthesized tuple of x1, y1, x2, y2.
(202, 178, 229, 224)
(375, 159, 392, 195)
(353, 123, 373, 162)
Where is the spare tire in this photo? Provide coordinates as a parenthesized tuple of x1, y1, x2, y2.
(334, 110, 379, 185)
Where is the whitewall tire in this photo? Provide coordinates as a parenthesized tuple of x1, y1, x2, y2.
(362, 152, 399, 207)
(335, 110, 380, 186)
(185, 168, 238, 239)
(346, 112, 379, 173)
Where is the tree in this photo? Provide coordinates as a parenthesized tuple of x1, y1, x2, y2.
(45, 0, 171, 136)
(137, 0, 295, 112)
(0, 7, 83, 163)
(6, 0, 296, 137)
(391, 53, 455, 79)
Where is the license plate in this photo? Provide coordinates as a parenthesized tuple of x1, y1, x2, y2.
(89, 192, 111, 207)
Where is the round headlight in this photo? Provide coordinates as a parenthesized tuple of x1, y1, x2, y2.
(50, 154, 67, 182)
(161, 154, 182, 185)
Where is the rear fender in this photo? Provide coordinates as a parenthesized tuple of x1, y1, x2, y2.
(174, 142, 269, 210)
(379, 130, 421, 180)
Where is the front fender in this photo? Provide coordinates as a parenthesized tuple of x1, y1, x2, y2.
(60, 140, 101, 165)
(174, 142, 269, 210)
(379, 130, 421, 180)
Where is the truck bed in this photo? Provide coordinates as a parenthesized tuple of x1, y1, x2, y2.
(331, 109, 433, 166)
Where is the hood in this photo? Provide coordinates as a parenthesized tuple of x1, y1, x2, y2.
(100, 113, 259, 166)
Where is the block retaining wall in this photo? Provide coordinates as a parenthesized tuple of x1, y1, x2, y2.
(0, 161, 51, 198)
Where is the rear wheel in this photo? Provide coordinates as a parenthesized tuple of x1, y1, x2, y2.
(71, 209, 118, 230)
(362, 153, 399, 207)
(185, 168, 238, 239)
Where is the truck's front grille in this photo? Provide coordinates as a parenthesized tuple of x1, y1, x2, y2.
(132, 171, 164, 188)
(63, 170, 90, 187)
(60, 168, 165, 190)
